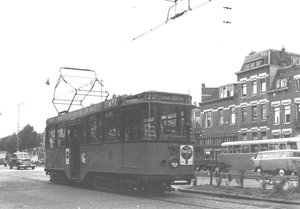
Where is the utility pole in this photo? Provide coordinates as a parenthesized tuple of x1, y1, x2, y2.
(17, 103, 24, 152)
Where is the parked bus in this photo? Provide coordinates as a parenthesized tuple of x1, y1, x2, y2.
(219, 138, 300, 171)
(252, 150, 300, 176)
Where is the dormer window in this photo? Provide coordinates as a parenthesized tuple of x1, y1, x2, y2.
(244, 59, 264, 70)
(276, 78, 287, 89)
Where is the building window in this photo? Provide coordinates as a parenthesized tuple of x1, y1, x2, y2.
(261, 131, 267, 140)
(242, 133, 247, 141)
(273, 134, 280, 139)
(281, 78, 287, 88)
(297, 104, 300, 124)
(230, 107, 235, 125)
(252, 132, 258, 140)
(219, 85, 233, 99)
(260, 78, 266, 93)
(276, 78, 287, 89)
(284, 105, 291, 123)
(241, 83, 247, 97)
(251, 106, 257, 122)
(251, 80, 257, 95)
(295, 78, 300, 92)
(261, 104, 267, 121)
(218, 109, 224, 126)
(273, 107, 280, 124)
(256, 60, 262, 66)
(205, 111, 212, 128)
(241, 107, 247, 123)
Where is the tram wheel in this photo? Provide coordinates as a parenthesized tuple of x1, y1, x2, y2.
(256, 168, 263, 175)
(278, 169, 285, 176)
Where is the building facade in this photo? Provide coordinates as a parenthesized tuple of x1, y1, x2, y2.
(196, 47, 300, 161)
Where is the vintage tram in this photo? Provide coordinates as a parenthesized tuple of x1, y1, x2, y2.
(45, 91, 195, 192)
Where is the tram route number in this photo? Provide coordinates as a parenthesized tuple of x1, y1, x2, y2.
(170, 149, 178, 156)
(147, 94, 156, 100)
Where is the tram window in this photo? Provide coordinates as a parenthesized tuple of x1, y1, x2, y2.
(159, 104, 187, 137)
(49, 129, 56, 148)
(250, 144, 258, 153)
(105, 118, 120, 142)
(287, 142, 297, 149)
(160, 113, 177, 135)
(233, 145, 241, 153)
(57, 128, 66, 147)
(143, 117, 156, 140)
(66, 128, 70, 146)
(89, 120, 104, 143)
(89, 121, 98, 143)
(241, 145, 249, 153)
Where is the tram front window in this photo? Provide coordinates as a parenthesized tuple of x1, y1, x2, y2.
(141, 103, 191, 140)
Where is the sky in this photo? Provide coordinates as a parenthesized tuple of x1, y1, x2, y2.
(1, 0, 300, 138)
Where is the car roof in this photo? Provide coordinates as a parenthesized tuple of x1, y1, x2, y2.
(13, 152, 29, 155)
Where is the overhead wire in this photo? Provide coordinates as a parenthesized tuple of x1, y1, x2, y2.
(132, 0, 213, 41)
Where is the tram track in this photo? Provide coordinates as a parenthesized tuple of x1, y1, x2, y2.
(4, 172, 296, 209)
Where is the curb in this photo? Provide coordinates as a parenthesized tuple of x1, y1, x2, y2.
(178, 188, 300, 206)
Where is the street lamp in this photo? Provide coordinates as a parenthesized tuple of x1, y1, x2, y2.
(17, 103, 24, 152)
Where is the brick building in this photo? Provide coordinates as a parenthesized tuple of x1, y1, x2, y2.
(196, 47, 300, 161)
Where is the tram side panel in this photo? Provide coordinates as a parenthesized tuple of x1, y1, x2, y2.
(45, 148, 70, 177)
(81, 142, 194, 179)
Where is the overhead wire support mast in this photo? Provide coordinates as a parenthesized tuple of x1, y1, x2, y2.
(132, 0, 213, 41)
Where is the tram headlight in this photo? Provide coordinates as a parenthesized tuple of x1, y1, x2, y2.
(169, 157, 179, 168)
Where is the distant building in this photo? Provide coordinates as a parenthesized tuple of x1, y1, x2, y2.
(196, 47, 300, 161)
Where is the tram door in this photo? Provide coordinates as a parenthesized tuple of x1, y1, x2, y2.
(70, 125, 81, 178)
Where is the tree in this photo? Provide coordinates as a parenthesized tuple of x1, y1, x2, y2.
(18, 124, 41, 151)
(0, 134, 17, 154)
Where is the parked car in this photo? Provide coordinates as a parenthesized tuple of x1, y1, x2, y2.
(0, 151, 8, 167)
(9, 152, 35, 170)
(0, 158, 7, 167)
(252, 149, 300, 176)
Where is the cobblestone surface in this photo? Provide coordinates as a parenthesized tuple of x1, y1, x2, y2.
(1, 167, 299, 209)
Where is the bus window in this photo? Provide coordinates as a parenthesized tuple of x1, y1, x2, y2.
(268, 143, 278, 150)
(279, 143, 286, 149)
(221, 146, 228, 154)
(293, 152, 300, 157)
(260, 143, 268, 151)
(250, 144, 258, 153)
(287, 142, 297, 149)
(241, 144, 249, 153)
(228, 145, 234, 154)
(233, 145, 241, 153)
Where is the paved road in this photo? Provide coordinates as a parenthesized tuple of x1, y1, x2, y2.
(0, 166, 298, 209)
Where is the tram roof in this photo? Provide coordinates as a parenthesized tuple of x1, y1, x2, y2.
(46, 90, 193, 125)
(221, 138, 300, 146)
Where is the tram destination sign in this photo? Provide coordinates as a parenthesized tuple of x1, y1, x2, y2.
(145, 93, 189, 104)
